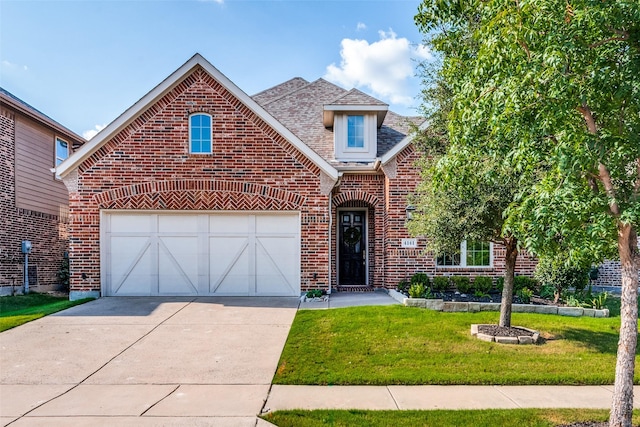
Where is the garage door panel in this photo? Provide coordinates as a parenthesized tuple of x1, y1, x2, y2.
(256, 214, 297, 234)
(158, 215, 198, 233)
(209, 237, 250, 294)
(158, 237, 199, 294)
(103, 213, 300, 296)
(109, 236, 153, 295)
(209, 215, 249, 233)
(256, 237, 298, 295)
(110, 215, 153, 233)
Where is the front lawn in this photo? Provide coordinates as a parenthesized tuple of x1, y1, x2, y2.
(274, 305, 637, 385)
(0, 293, 93, 332)
(262, 409, 640, 427)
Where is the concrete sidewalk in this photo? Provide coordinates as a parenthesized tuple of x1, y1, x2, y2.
(264, 385, 640, 412)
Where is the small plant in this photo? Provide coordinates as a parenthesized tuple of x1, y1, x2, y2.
(589, 292, 609, 310)
(408, 283, 426, 298)
(496, 276, 504, 292)
(306, 289, 324, 299)
(410, 272, 430, 288)
(57, 254, 70, 292)
(517, 287, 533, 304)
(473, 276, 493, 294)
(474, 290, 490, 299)
(397, 279, 409, 293)
(538, 284, 555, 301)
(514, 276, 538, 292)
(432, 276, 450, 292)
(451, 276, 471, 294)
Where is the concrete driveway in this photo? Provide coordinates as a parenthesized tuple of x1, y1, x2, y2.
(0, 296, 299, 426)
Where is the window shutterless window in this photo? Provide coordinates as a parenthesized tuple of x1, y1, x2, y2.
(347, 115, 364, 148)
(189, 113, 212, 153)
(55, 137, 68, 166)
(436, 241, 492, 267)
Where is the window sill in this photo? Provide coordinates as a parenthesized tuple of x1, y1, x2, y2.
(436, 266, 494, 271)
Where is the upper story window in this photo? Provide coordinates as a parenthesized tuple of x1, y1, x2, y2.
(347, 115, 365, 148)
(437, 241, 492, 267)
(189, 113, 212, 154)
(55, 137, 68, 166)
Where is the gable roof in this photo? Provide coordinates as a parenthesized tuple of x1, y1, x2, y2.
(253, 78, 425, 170)
(56, 54, 339, 180)
(0, 87, 85, 147)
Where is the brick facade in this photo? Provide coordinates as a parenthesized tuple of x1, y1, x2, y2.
(66, 67, 330, 294)
(0, 106, 69, 293)
(63, 57, 540, 296)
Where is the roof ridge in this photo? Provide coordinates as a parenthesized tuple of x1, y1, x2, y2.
(257, 77, 344, 106)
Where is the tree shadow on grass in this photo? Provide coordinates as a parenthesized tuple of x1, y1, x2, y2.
(560, 328, 620, 355)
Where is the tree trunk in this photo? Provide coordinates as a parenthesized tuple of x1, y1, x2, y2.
(610, 224, 639, 427)
(499, 237, 518, 328)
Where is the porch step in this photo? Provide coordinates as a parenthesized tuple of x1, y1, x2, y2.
(335, 286, 374, 293)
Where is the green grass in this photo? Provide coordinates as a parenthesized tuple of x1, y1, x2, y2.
(261, 409, 640, 427)
(0, 293, 93, 332)
(274, 305, 638, 385)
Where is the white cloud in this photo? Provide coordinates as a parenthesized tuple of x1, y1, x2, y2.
(324, 29, 432, 107)
(82, 124, 106, 140)
(356, 22, 367, 31)
(199, 0, 224, 3)
(2, 60, 28, 71)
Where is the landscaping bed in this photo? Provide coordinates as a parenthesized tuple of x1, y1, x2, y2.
(389, 289, 610, 318)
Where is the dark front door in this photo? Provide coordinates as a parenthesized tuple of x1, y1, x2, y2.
(339, 211, 366, 286)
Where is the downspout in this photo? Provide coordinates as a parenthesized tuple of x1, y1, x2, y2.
(328, 194, 332, 294)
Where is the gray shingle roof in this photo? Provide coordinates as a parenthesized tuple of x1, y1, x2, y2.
(327, 88, 388, 107)
(252, 79, 424, 167)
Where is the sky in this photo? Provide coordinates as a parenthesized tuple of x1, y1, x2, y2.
(0, 0, 430, 140)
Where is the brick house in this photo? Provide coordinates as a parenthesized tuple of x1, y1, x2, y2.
(1, 88, 85, 294)
(56, 54, 537, 300)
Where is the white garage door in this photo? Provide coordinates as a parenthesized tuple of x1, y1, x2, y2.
(101, 212, 300, 296)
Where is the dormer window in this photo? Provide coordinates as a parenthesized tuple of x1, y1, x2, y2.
(347, 115, 365, 148)
(322, 90, 388, 163)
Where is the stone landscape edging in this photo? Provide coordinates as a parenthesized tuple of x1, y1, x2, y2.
(387, 289, 609, 318)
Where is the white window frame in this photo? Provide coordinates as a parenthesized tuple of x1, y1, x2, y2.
(346, 115, 365, 149)
(333, 113, 376, 161)
(55, 137, 68, 166)
(189, 113, 213, 154)
(436, 240, 493, 268)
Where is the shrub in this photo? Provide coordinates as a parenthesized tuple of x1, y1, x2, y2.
(496, 277, 504, 292)
(432, 276, 450, 292)
(514, 275, 538, 292)
(306, 289, 324, 299)
(409, 283, 427, 298)
(517, 287, 533, 304)
(410, 272, 430, 289)
(534, 257, 590, 303)
(451, 276, 471, 294)
(397, 279, 409, 293)
(538, 284, 555, 300)
(473, 276, 493, 294)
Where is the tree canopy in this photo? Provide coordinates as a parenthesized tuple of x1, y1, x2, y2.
(415, 1, 640, 425)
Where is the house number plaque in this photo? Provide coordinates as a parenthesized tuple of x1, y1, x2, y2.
(401, 238, 417, 248)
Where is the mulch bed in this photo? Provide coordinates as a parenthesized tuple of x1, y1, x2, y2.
(557, 423, 607, 427)
(477, 324, 535, 338)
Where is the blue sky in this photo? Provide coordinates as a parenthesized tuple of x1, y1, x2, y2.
(0, 0, 429, 139)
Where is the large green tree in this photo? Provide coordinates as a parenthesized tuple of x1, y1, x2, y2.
(409, 76, 523, 328)
(415, 1, 640, 426)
